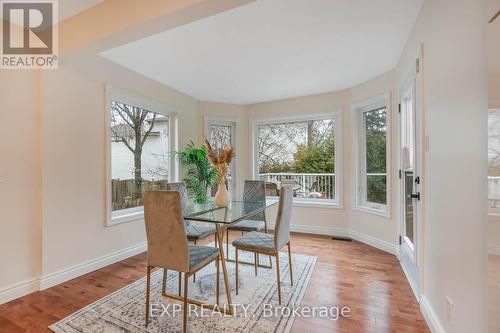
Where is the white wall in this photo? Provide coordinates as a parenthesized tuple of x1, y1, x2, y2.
(395, 0, 488, 332)
(39, 54, 198, 282)
(488, 11, 500, 254)
(0, 68, 42, 300)
(245, 90, 352, 236)
(197, 72, 402, 252)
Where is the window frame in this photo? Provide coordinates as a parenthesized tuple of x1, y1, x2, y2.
(488, 108, 500, 216)
(105, 85, 177, 226)
(250, 111, 343, 208)
(352, 93, 391, 217)
(203, 115, 239, 198)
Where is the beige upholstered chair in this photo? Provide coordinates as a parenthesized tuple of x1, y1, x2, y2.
(226, 180, 268, 250)
(144, 191, 220, 333)
(167, 182, 217, 283)
(232, 185, 294, 305)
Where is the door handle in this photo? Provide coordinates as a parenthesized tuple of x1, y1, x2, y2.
(410, 192, 421, 201)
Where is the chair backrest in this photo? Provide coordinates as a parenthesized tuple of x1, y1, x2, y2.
(243, 180, 266, 221)
(144, 191, 189, 272)
(265, 182, 279, 197)
(274, 185, 293, 250)
(166, 182, 188, 209)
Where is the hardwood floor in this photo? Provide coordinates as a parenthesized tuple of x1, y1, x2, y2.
(489, 255, 500, 333)
(0, 232, 429, 333)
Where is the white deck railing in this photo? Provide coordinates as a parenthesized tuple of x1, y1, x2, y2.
(259, 172, 335, 199)
(489, 176, 500, 208)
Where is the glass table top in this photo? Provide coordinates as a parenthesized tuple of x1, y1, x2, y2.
(184, 199, 277, 224)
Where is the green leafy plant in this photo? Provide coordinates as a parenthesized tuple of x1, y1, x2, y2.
(173, 142, 220, 203)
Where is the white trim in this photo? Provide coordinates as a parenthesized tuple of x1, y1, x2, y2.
(267, 223, 351, 239)
(0, 277, 40, 305)
(489, 243, 500, 255)
(400, 254, 420, 300)
(40, 242, 147, 290)
(420, 295, 446, 333)
(104, 85, 177, 227)
(266, 224, 396, 255)
(353, 206, 390, 218)
(111, 206, 144, 224)
(352, 92, 391, 217)
(250, 110, 343, 208)
(349, 230, 397, 255)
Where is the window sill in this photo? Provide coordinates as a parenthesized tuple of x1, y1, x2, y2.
(488, 212, 500, 219)
(108, 207, 144, 226)
(353, 206, 390, 218)
(267, 197, 342, 209)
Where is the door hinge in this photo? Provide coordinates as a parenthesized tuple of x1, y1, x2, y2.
(398, 103, 401, 113)
(399, 235, 402, 245)
(398, 169, 402, 179)
(416, 58, 420, 73)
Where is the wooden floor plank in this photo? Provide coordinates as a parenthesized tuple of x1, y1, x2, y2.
(0, 232, 429, 333)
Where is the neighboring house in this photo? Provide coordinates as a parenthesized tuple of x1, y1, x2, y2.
(111, 115, 170, 181)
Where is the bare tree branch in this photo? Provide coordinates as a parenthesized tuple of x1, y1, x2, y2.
(141, 112, 157, 146)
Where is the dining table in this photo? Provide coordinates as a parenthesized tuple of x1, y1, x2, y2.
(170, 199, 278, 315)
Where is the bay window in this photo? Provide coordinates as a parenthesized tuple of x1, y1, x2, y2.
(106, 86, 175, 225)
(253, 113, 341, 206)
(354, 94, 390, 215)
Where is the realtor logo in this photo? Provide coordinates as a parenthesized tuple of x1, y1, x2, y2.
(1, 0, 58, 69)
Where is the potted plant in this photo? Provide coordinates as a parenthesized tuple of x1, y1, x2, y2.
(174, 142, 220, 204)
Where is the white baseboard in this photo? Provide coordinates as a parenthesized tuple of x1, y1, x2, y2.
(420, 295, 446, 333)
(349, 230, 397, 255)
(489, 243, 500, 255)
(0, 277, 40, 305)
(40, 242, 146, 290)
(269, 224, 396, 255)
(289, 224, 351, 238)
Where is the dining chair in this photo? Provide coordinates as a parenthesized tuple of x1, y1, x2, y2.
(232, 185, 294, 305)
(265, 181, 279, 196)
(226, 180, 269, 269)
(144, 191, 220, 333)
(167, 182, 217, 282)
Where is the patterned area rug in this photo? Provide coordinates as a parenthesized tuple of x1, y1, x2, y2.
(50, 244, 316, 333)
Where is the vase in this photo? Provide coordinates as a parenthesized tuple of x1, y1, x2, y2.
(214, 181, 230, 207)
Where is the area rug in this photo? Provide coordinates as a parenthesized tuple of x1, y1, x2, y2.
(49, 244, 317, 333)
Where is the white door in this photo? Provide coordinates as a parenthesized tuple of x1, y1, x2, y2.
(398, 54, 423, 298)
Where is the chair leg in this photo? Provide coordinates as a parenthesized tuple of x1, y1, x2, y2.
(226, 228, 229, 259)
(288, 242, 293, 286)
(263, 212, 272, 268)
(235, 248, 239, 295)
(254, 253, 258, 276)
(162, 268, 167, 296)
(275, 254, 282, 305)
(216, 256, 220, 306)
(178, 272, 182, 297)
(183, 273, 189, 333)
(145, 266, 152, 327)
(193, 240, 196, 283)
(264, 211, 268, 233)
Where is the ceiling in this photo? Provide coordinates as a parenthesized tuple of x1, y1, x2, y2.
(100, 0, 423, 105)
(59, 0, 104, 22)
(0, 0, 103, 22)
